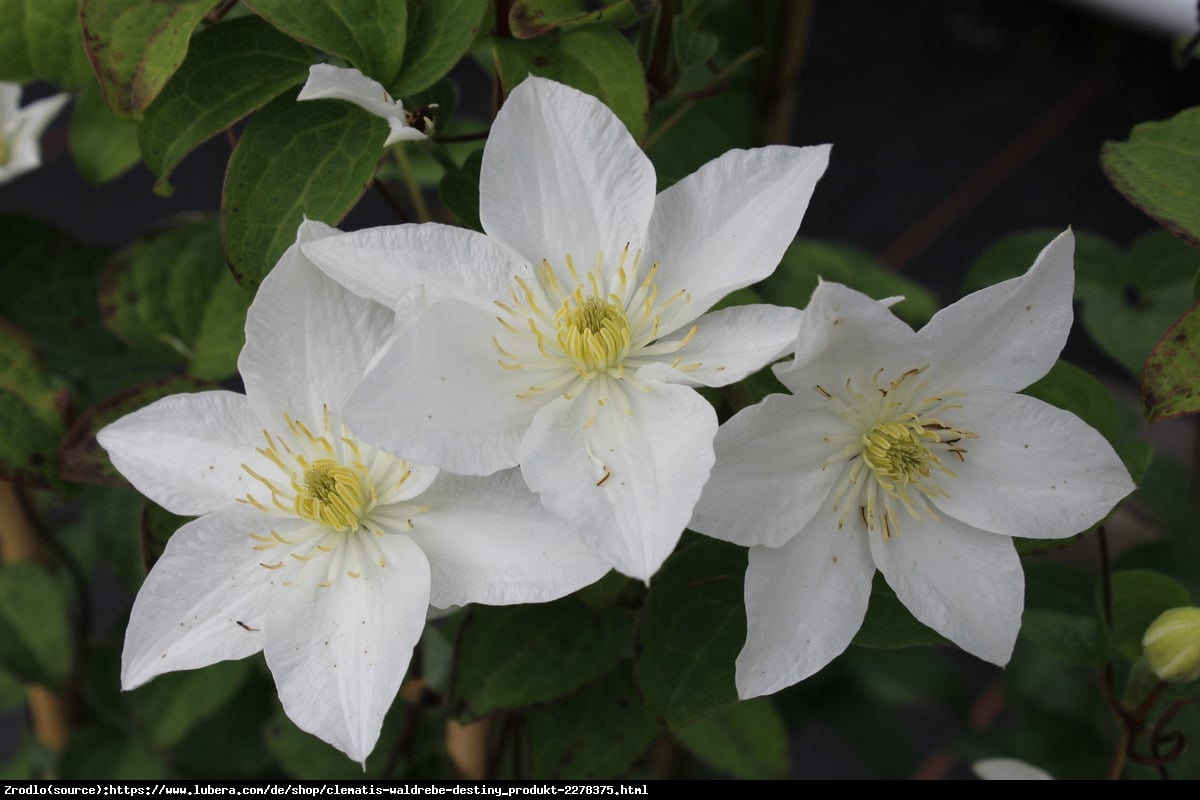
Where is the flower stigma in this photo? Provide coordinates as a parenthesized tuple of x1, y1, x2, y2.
(818, 366, 976, 539)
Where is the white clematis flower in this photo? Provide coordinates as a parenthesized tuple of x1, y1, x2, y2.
(691, 230, 1135, 698)
(97, 221, 607, 763)
(303, 76, 830, 581)
(297, 64, 429, 145)
(0, 82, 69, 184)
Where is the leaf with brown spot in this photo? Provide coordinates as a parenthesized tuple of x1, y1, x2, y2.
(1141, 301, 1200, 423)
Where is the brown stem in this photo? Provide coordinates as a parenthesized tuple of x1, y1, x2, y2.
(431, 130, 491, 144)
(763, 0, 814, 145)
(646, 0, 676, 100)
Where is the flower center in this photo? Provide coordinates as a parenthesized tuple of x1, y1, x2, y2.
(295, 460, 367, 532)
(862, 420, 940, 488)
(556, 292, 632, 374)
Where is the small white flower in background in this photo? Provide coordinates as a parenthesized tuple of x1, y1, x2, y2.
(303, 76, 830, 581)
(297, 64, 431, 146)
(973, 758, 1053, 780)
(0, 83, 69, 184)
(97, 221, 607, 763)
(691, 230, 1135, 698)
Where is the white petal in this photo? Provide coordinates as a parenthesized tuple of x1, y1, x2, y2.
(265, 536, 431, 764)
(645, 144, 831, 318)
(691, 392, 846, 548)
(870, 515, 1024, 665)
(407, 471, 609, 608)
(519, 379, 717, 581)
(240, 220, 395, 425)
(121, 510, 291, 689)
(921, 229, 1075, 392)
(344, 299, 538, 475)
(303, 222, 521, 311)
(0, 91, 68, 183)
(480, 76, 656, 267)
(384, 118, 427, 145)
(736, 515, 875, 698)
(773, 280, 926, 395)
(15, 92, 70, 140)
(973, 758, 1053, 780)
(932, 391, 1134, 538)
(0, 84, 19, 117)
(635, 304, 803, 388)
(97, 391, 264, 516)
(297, 64, 410, 128)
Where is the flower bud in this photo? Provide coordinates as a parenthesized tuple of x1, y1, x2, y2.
(1143, 606, 1200, 684)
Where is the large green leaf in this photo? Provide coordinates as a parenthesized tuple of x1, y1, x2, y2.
(450, 599, 632, 721)
(1102, 107, 1200, 247)
(244, 0, 406, 84)
(0, 0, 94, 88)
(391, 0, 489, 97)
(762, 239, 939, 327)
(222, 91, 386, 289)
(524, 666, 660, 779)
(1140, 302, 1200, 423)
(509, 0, 642, 39)
(99, 215, 251, 378)
(0, 322, 67, 488)
(1105, 569, 1192, 661)
(1020, 609, 1107, 666)
(0, 562, 72, 689)
(674, 698, 788, 778)
(493, 24, 649, 140)
(69, 81, 142, 185)
(139, 17, 312, 195)
(81, 0, 221, 119)
(128, 658, 252, 747)
(635, 537, 745, 729)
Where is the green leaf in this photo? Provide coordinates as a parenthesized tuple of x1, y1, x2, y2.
(1102, 106, 1200, 247)
(0, 0, 94, 88)
(58, 376, 214, 487)
(0, 322, 67, 489)
(1077, 277, 1194, 378)
(1020, 609, 1107, 666)
(963, 228, 1127, 291)
(674, 698, 788, 778)
(139, 16, 312, 195)
(244, 0, 406, 83)
(852, 574, 947, 649)
(450, 599, 632, 720)
(222, 91, 386, 289)
(509, 0, 641, 39)
(0, 665, 24, 713)
(263, 710, 365, 779)
(391, 0, 489, 97)
(59, 725, 172, 780)
(636, 537, 745, 729)
(0, 562, 72, 689)
(1023, 360, 1121, 444)
(129, 659, 252, 747)
(493, 25, 649, 140)
(99, 215, 251, 378)
(69, 81, 142, 184)
(525, 666, 660, 779)
(1140, 302, 1200, 422)
(139, 500, 188, 574)
(1105, 569, 1192, 661)
(438, 148, 483, 231)
(761, 239, 939, 327)
(81, 0, 221, 119)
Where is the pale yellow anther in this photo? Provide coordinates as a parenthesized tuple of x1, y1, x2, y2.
(294, 460, 368, 532)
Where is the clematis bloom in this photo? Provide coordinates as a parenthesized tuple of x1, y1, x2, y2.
(297, 64, 430, 145)
(0, 82, 68, 184)
(303, 76, 830, 581)
(691, 230, 1135, 698)
(98, 221, 607, 762)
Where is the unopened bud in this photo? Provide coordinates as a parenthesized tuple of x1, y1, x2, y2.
(1143, 606, 1200, 684)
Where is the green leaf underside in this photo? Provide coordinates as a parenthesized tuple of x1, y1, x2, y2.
(244, 0, 406, 84)
(450, 599, 632, 721)
(139, 16, 312, 194)
(221, 92, 386, 289)
(1140, 302, 1200, 422)
(524, 667, 660, 779)
(0, 562, 72, 689)
(0, 0, 94, 88)
(390, 0, 490, 98)
(673, 697, 789, 778)
(493, 25, 649, 140)
(99, 215, 251, 379)
(69, 81, 142, 185)
(58, 376, 214, 487)
(1102, 107, 1200, 247)
(636, 537, 745, 729)
(82, 0, 221, 119)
